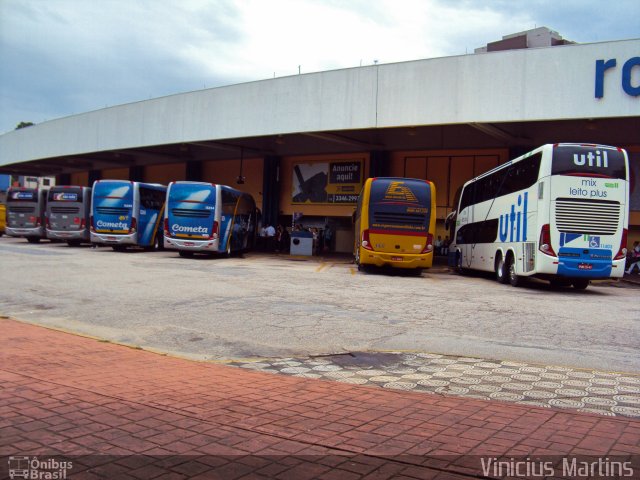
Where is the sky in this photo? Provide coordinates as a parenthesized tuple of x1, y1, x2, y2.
(0, 0, 639, 134)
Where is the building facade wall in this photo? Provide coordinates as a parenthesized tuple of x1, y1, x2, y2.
(1, 39, 637, 167)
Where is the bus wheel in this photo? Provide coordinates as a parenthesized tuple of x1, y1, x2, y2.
(179, 250, 194, 258)
(112, 245, 126, 252)
(572, 279, 589, 290)
(27, 237, 41, 244)
(507, 255, 522, 287)
(456, 251, 468, 275)
(67, 240, 81, 247)
(495, 255, 508, 284)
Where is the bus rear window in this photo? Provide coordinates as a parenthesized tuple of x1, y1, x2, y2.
(49, 188, 82, 202)
(94, 182, 132, 199)
(169, 184, 216, 205)
(8, 190, 36, 202)
(369, 179, 430, 230)
(552, 146, 626, 179)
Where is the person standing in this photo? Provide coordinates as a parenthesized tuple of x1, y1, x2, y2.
(265, 224, 276, 252)
(626, 241, 640, 274)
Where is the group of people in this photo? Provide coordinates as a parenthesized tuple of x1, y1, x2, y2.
(258, 224, 289, 253)
(258, 224, 333, 254)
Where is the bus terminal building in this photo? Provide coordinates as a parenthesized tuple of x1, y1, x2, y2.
(1, 30, 639, 252)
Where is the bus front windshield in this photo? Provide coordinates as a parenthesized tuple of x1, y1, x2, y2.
(369, 179, 430, 233)
(552, 145, 627, 179)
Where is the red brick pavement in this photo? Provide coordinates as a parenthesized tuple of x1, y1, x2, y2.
(1, 318, 639, 479)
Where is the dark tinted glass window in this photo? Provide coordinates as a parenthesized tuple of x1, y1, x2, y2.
(48, 187, 83, 202)
(140, 187, 166, 210)
(552, 146, 626, 179)
(369, 178, 431, 230)
(221, 189, 239, 216)
(458, 153, 541, 211)
(455, 219, 499, 245)
(8, 189, 37, 202)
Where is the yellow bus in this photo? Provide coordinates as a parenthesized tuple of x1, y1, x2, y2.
(0, 203, 5, 236)
(353, 177, 436, 271)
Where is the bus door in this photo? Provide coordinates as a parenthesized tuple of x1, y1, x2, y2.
(137, 186, 165, 246)
(456, 185, 474, 267)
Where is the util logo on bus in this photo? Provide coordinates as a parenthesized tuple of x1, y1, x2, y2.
(498, 192, 528, 242)
(573, 150, 609, 168)
(383, 181, 418, 202)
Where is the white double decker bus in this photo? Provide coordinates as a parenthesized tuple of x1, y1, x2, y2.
(447, 143, 629, 290)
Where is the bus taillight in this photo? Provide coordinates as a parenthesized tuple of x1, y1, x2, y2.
(614, 228, 628, 260)
(164, 218, 171, 236)
(362, 229, 373, 250)
(539, 224, 556, 257)
(80, 218, 86, 229)
(210, 221, 219, 240)
(90, 215, 94, 232)
(130, 217, 137, 234)
(422, 233, 434, 254)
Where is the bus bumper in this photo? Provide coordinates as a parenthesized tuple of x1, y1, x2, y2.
(6, 226, 45, 238)
(165, 237, 219, 252)
(360, 249, 433, 269)
(91, 232, 136, 245)
(537, 248, 623, 279)
(47, 229, 90, 241)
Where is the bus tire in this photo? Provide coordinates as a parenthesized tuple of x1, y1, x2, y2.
(572, 279, 589, 290)
(27, 237, 40, 244)
(507, 254, 522, 287)
(456, 251, 468, 275)
(179, 250, 194, 258)
(67, 240, 81, 247)
(495, 254, 508, 284)
(112, 245, 126, 252)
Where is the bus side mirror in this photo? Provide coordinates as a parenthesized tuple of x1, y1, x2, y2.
(445, 211, 456, 231)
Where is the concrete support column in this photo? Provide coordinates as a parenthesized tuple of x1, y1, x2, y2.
(369, 151, 390, 178)
(129, 166, 144, 182)
(88, 170, 101, 186)
(185, 160, 202, 182)
(261, 156, 281, 228)
(57, 173, 71, 185)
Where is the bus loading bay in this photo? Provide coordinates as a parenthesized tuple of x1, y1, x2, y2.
(0, 237, 639, 419)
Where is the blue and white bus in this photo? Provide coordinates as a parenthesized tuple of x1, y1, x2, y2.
(164, 181, 257, 257)
(46, 186, 92, 246)
(447, 143, 629, 290)
(90, 180, 167, 251)
(5, 186, 48, 243)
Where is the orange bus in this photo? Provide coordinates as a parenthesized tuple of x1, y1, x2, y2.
(353, 177, 436, 271)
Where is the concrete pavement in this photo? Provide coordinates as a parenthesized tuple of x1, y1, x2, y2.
(1, 318, 639, 479)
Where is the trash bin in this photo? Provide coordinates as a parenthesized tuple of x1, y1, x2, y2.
(290, 231, 313, 256)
